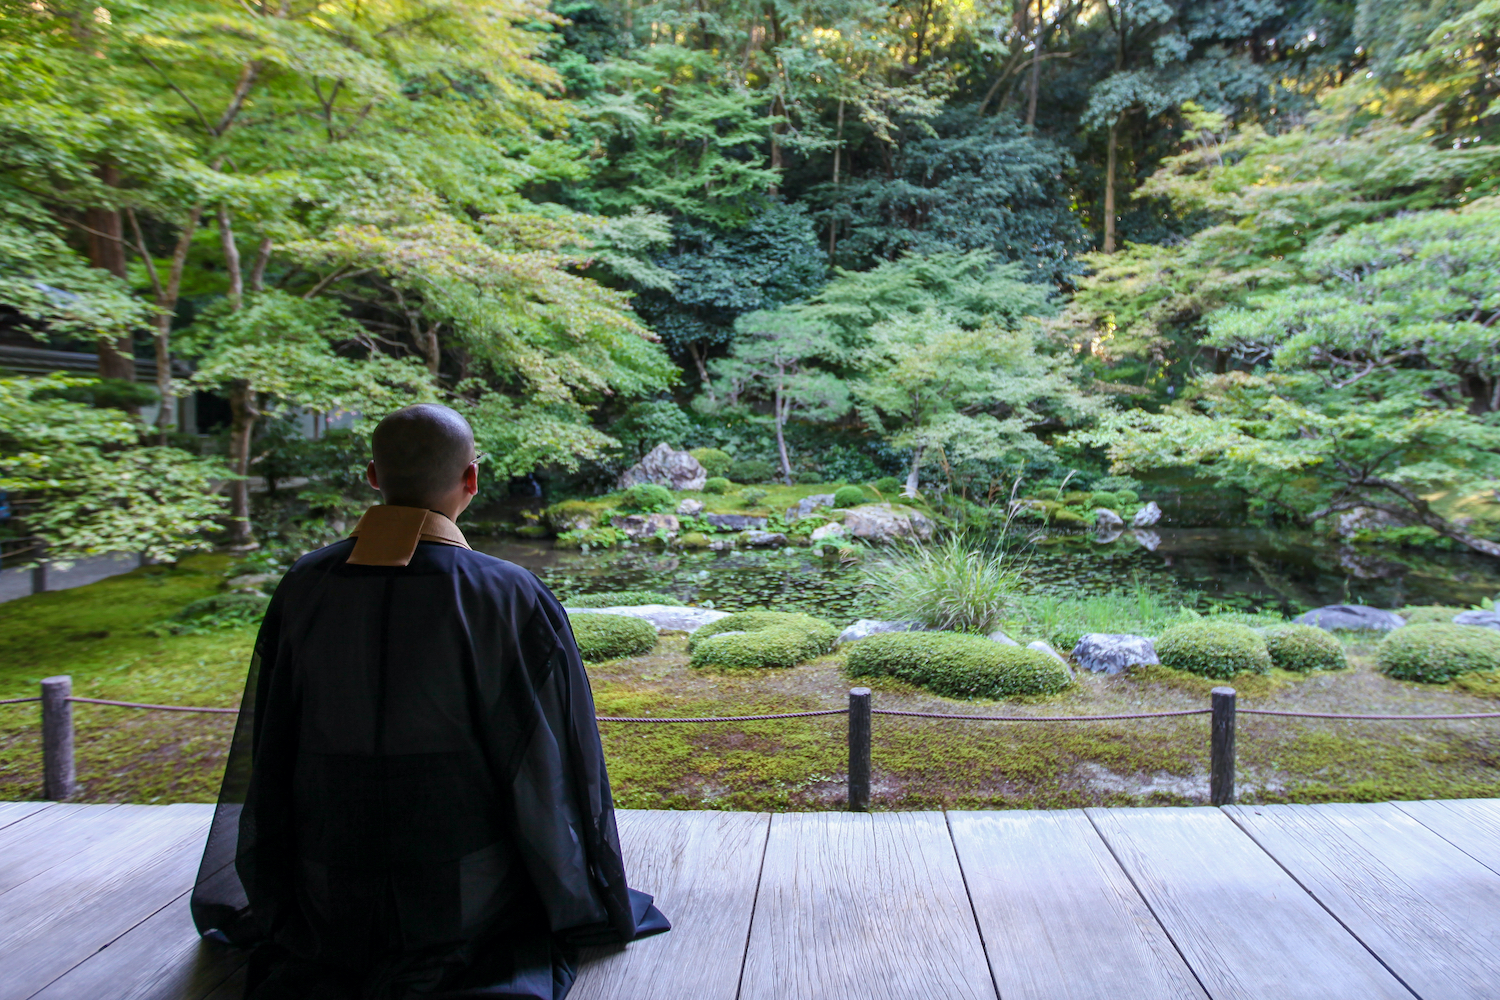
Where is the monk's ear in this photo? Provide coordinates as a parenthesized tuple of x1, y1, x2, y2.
(366, 461, 380, 491)
(463, 461, 479, 496)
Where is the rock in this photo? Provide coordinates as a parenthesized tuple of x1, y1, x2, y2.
(224, 573, 278, 594)
(705, 513, 767, 530)
(836, 619, 929, 645)
(1454, 610, 1500, 632)
(1333, 505, 1402, 538)
(549, 511, 594, 531)
(1094, 508, 1125, 529)
(708, 538, 736, 551)
(842, 504, 935, 544)
(609, 513, 679, 541)
(1071, 634, 1160, 674)
(790, 494, 836, 520)
(677, 531, 711, 549)
(1293, 604, 1407, 631)
(1131, 501, 1163, 528)
(617, 443, 707, 492)
(675, 498, 705, 517)
(567, 605, 730, 632)
(1132, 529, 1161, 551)
(987, 630, 1019, 645)
(1028, 640, 1068, 666)
(809, 522, 845, 542)
(741, 530, 789, 547)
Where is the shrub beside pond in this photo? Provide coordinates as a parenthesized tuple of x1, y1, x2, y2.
(570, 613, 658, 661)
(1378, 623, 1500, 683)
(1262, 624, 1347, 672)
(1155, 621, 1271, 679)
(688, 611, 838, 669)
(845, 631, 1071, 699)
(564, 590, 681, 608)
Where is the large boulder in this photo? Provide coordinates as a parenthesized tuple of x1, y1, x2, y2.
(1094, 508, 1125, 529)
(617, 443, 708, 492)
(1293, 605, 1406, 631)
(843, 504, 935, 544)
(705, 513, 767, 530)
(569, 605, 730, 632)
(836, 619, 929, 646)
(1132, 501, 1163, 528)
(788, 494, 836, 521)
(1071, 634, 1160, 674)
(1454, 610, 1500, 632)
(610, 513, 680, 541)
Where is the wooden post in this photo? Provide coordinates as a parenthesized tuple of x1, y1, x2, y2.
(31, 560, 48, 595)
(41, 676, 76, 801)
(848, 687, 871, 812)
(1210, 686, 1236, 806)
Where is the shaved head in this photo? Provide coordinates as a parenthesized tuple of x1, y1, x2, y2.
(370, 404, 476, 508)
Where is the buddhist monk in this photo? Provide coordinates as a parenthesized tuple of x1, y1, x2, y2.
(191, 404, 667, 999)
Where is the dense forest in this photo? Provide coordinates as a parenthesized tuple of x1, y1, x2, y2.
(2, 0, 1499, 558)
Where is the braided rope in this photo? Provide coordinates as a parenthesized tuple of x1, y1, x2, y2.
(873, 708, 1211, 722)
(596, 709, 847, 723)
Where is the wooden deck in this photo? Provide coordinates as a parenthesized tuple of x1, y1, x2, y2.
(4, 800, 1500, 999)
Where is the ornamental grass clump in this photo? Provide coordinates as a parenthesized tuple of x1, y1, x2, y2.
(862, 537, 1018, 635)
(688, 611, 838, 669)
(564, 590, 682, 608)
(1154, 621, 1271, 679)
(844, 631, 1071, 699)
(569, 613, 658, 661)
(1261, 624, 1347, 672)
(1378, 623, 1500, 683)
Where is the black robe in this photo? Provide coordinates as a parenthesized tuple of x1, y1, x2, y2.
(190, 535, 668, 999)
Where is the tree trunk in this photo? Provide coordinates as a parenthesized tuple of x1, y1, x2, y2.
(903, 446, 924, 498)
(774, 373, 793, 486)
(1103, 122, 1118, 253)
(138, 205, 203, 442)
(828, 99, 844, 260)
(226, 380, 259, 549)
(248, 236, 273, 293)
(423, 322, 442, 376)
(218, 205, 243, 308)
(688, 342, 715, 401)
(1026, 0, 1042, 126)
(86, 165, 136, 385)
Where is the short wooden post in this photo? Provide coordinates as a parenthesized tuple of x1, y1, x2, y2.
(31, 560, 48, 595)
(848, 687, 871, 812)
(41, 675, 76, 801)
(1210, 686, 1236, 806)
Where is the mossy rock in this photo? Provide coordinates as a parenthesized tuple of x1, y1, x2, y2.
(544, 499, 600, 531)
(687, 611, 837, 669)
(565, 590, 682, 608)
(844, 631, 1072, 699)
(677, 531, 712, 549)
(1378, 623, 1500, 683)
(1155, 621, 1271, 679)
(516, 524, 551, 538)
(1262, 624, 1347, 673)
(1398, 605, 1466, 625)
(569, 612, 658, 661)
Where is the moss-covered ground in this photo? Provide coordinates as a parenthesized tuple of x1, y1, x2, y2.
(4, 566, 1500, 807)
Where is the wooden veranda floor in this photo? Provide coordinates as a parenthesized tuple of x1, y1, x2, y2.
(3, 800, 1500, 1000)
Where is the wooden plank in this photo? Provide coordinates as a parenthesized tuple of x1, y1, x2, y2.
(1229, 802, 1500, 1000)
(1087, 806, 1412, 1000)
(572, 810, 769, 1000)
(739, 811, 995, 1000)
(0, 802, 134, 896)
(201, 965, 248, 1000)
(0, 803, 214, 1000)
(0, 801, 52, 832)
(949, 810, 1206, 1000)
(1394, 798, 1500, 877)
(29, 889, 251, 1000)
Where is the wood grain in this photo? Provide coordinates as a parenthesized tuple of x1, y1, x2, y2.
(1395, 798, 1500, 877)
(1229, 801, 1500, 1000)
(949, 810, 1206, 1000)
(1087, 806, 1412, 1000)
(0, 801, 52, 832)
(0, 803, 214, 1000)
(0, 802, 135, 896)
(739, 811, 995, 1000)
(571, 810, 769, 1000)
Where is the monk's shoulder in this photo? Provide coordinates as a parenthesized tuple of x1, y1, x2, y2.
(450, 548, 553, 600)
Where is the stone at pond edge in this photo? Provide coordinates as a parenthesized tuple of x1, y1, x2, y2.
(842, 504, 934, 544)
(1132, 502, 1163, 528)
(1094, 508, 1125, 529)
(705, 513, 768, 531)
(809, 522, 845, 542)
(1071, 634, 1159, 674)
(741, 530, 789, 548)
(610, 513, 679, 541)
(1293, 604, 1407, 631)
(677, 531, 711, 549)
(675, 498, 704, 517)
(1454, 610, 1500, 631)
(787, 494, 836, 521)
(987, 630, 1019, 646)
(836, 619, 929, 645)
(617, 443, 708, 492)
(1028, 640, 1069, 666)
(564, 605, 730, 632)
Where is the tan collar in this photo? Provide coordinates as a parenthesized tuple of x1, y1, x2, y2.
(347, 505, 471, 567)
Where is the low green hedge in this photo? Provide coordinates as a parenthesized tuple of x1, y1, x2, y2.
(1155, 621, 1271, 679)
(832, 485, 866, 508)
(702, 477, 732, 494)
(844, 631, 1072, 699)
(1261, 624, 1347, 673)
(565, 590, 682, 608)
(1397, 606, 1464, 625)
(569, 613, 658, 661)
(1378, 623, 1500, 683)
(688, 611, 838, 669)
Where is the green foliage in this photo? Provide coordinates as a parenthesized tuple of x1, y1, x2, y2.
(739, 488, 769, 507)
(702, 477, 732, 495)
(1155, 622, 1272, 679)
(1262, 625, 1348, 673)
(1378, 623, 1500, 683)
(607, 401, 695, 462)
(1400, 606, 1466, 625)
(862, 538, 1019, 635)
(832, 486, 866, 508)
(844, 631, 1072, 700)
(157, 593, 270, 636)
(873, 477, 903, 495)
(689, 448, 733, 477)
(688, 611, 838, 662)
(569, 612, 659, 661)
(1089, 491, 1121, 510)
(795, 471, 823, 485)
(728, 459, 776, 483)
(619, 484, 675, 513)
(565, 590, 682, 608)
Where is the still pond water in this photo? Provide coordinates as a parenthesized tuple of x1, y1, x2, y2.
(473, 528, 1500, 623)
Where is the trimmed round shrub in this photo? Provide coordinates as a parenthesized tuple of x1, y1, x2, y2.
(1398, 605, 1465, 625)
(1155, 621, 1272, 679)
(688, 611, 838, 669)
(702, 477, 732, 494)
(570, 613, 658, 661)
(619, 483, 674, 513)
(689, 447, 733, 477)
(727, 458, 776, 483)
(832, 485, 866, 508)
(1262, 624, 1347, 673)
(795, 471, 823, 484)
(1378, 623, 1500, 683)
(845, 631, 1071, 699)
(1116, 488, 1140, 505)
(565, 590, 682, 608)
(1089, 490, 1121, 510)
(872, 476, 902, 495)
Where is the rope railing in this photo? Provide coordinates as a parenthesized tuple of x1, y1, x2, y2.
(12, 676, 1500, 807)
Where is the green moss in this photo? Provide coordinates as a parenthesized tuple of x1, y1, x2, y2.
(688, 611, 837, 666)
(1262, 624, 1347, 673)
(1397, 605, 1464, 625)
(1378, 623, 1500, 683)
(516, 525, 551, 538)
(832, 485, 866, 508)
(1090, 491, 1120, 510)
(619, 483, 675, 513)
(543, 499, 603, 531)
(564, 590, 681, 608)
(678, 531, 711, 548)
(845, 631, 1072, 699)
(1155, 621, 1272, 679)
(569, 613, 658, 661)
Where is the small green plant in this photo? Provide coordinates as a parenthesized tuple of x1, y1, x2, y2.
(1155, 621, 1271, 679)
(845, 631, 1072, 699)
(1262, 624, 1348, 672)
(1398, 606, 1464, 625)
(727, 458, 776, 483)
(618, 483, 675, 513)
(1378, 623, 1500, 683)
(565, 590, 682, 608)
(872, 476, 902, 495)
(689, 447, 733, 477)
(862, 538, 1018, 634)
(702, 477, 732, 494)
(1089, 491, 1121, 510)
(1115, 488, 1140, 505)
(832, 485, 866, 508)
(740, 488, 769, 507)
(569, 612, 658, 661)
(688, 611, 837, 669)
(154, 592, 269, 636)
(795, 471, 823, 484)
